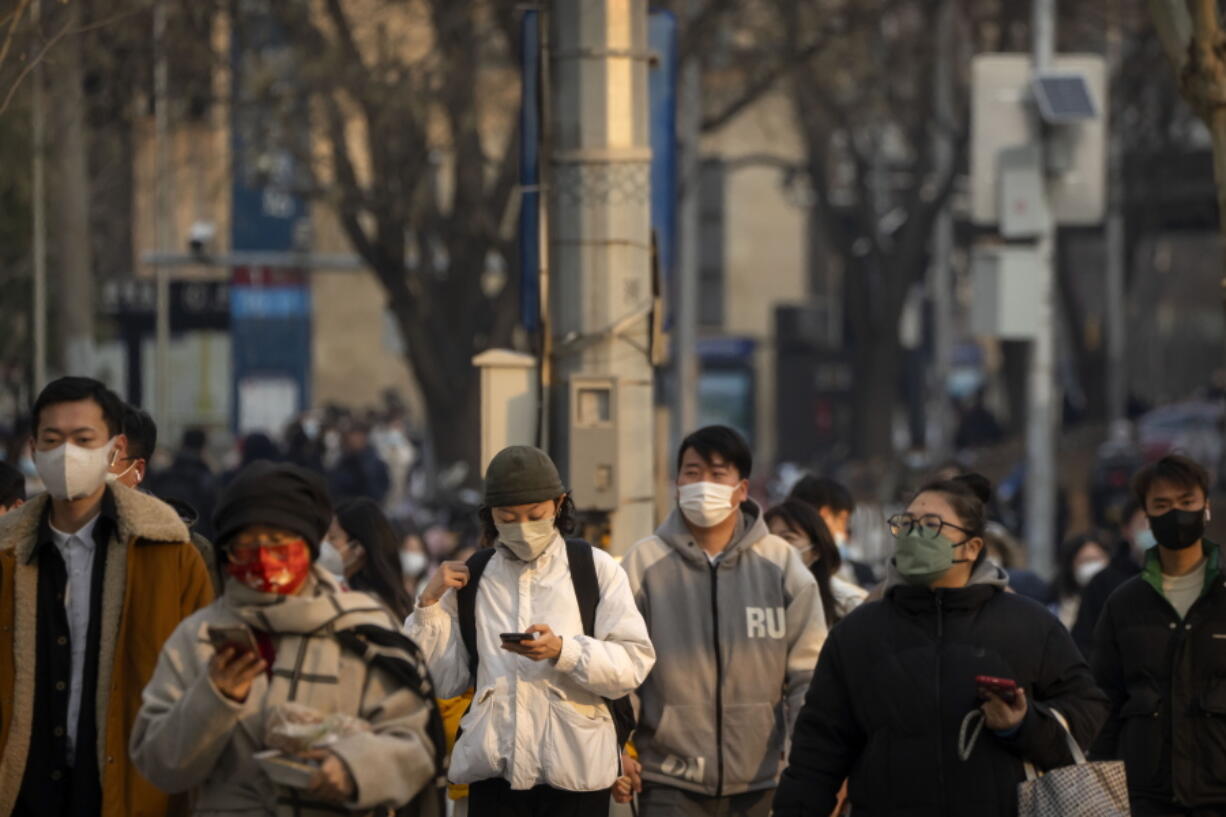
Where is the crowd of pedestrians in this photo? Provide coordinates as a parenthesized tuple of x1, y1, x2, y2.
(1, 375, 1225, 816)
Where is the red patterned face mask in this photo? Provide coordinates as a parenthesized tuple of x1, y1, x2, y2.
(226, 539, 313, 595)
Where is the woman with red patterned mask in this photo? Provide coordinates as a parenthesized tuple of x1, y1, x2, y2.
(131, 461, 445, 814)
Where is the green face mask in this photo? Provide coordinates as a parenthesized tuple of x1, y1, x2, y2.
(893, 530, 969, 586)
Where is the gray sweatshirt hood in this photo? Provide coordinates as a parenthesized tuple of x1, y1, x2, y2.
(655, 500, 771, 568)
(881, 552, 1011, 594)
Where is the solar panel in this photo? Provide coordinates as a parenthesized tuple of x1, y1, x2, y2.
(1031, 73, 1098, 124)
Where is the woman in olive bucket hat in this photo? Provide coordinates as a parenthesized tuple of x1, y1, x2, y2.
(132, 461, 447, 816)
(405, 445, 656, 817)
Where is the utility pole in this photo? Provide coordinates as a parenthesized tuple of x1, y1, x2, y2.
(929, 0, 956, 457)
(154, 0, 173, 427)
(1105, 0, 1126, 426)
(47, 0, 94, 377)
(549, 0, 655, 554)
(1025, 0, 1059, 577)
(32, 0, 47, 392)
(673, 0, 700, 448)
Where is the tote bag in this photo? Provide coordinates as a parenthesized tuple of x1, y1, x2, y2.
(1016, 709, 1130, 817)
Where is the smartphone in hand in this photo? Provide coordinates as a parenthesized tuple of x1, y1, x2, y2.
(208, 626, 259, 655)
(975, 675, 1019, 703)
(499, 632, 538, 643)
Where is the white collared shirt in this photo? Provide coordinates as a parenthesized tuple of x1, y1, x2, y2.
(49, 512, 101, 763)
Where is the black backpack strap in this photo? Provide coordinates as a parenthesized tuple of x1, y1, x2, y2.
(564, 539, 637, 751)
(457, 547, 497, 683)
(566, 538, 600, 637)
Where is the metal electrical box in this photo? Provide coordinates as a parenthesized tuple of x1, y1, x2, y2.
(569, 376, 619, 511)
(971, 53, 1106, 226)
(998, 144, 1049, 239)
(970, 246, 1043, 340)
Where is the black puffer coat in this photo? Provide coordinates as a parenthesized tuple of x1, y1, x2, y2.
(1091, 542, 1226, 812)
(774, 561, 1109, 817)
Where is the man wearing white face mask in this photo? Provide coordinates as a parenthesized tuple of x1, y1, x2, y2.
(108, 405, 155, 490)
(113, 404, 222, 595)
(0, 377, 214, 817)
(404, 445, 655, 817)
(789, 475, 878, 589)
(617, 426, 826, 817)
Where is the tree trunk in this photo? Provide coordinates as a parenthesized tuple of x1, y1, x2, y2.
(1210, 107, 1226, 306)
(421, 369, 482, 486)
(45, 4, 94, 375)
(852, 320, 902, 460)
(380, 262, 494, 489)
(1055, 236, 1100, 422)
(82, 0, 137, 287)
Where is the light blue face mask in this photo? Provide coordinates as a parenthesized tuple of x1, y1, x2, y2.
(1135, 528, 1158, 551)
(834, 530, 850, 560)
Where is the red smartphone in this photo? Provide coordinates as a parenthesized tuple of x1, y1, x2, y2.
(976, 675, 1019, 702)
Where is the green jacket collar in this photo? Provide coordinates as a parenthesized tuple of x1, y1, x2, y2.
(1142, 539, 1221, 599)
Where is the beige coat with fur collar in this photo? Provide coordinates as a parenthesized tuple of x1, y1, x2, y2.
(0, 484, 215, 817)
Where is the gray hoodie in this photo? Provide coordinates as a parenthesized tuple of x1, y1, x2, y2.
(620, 502, 827, 797)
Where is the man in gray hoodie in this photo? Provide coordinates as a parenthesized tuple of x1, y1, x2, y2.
(617, 426, 827, 817)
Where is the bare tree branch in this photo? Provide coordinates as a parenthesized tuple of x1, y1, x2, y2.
(0, 3, 146, 116)
(0, 0, 33, 79)
(1149, 0, 1193, 73)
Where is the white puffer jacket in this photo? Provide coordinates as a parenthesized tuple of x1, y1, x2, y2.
(404, 534, 655, 792)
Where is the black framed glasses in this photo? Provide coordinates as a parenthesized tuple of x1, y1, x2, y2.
(887, 513, 973, 542)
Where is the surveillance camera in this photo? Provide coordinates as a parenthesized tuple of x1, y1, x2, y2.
(188, 220, 216, 257)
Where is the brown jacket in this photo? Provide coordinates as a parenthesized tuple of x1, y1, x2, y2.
(0, 484, 215, 817)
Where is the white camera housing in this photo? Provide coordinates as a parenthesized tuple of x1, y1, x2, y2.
(188, 220, 217, 256)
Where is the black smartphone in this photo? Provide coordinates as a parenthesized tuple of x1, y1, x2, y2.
(500, 632, 537, 643)
(208, 626, 259, 655)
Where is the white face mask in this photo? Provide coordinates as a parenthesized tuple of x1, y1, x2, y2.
(496, 517, 557, 561)
(678, 481, 738, 528)
(317, 538, 346, 578)
(35, 439, 118, 501)
(400, 550, 429, 577)
(1074, 558, 1109, 588)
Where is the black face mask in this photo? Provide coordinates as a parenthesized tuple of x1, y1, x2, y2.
(1148, 508, 1207, 551)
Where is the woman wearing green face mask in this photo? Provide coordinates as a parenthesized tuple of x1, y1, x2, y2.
(774, 473, 1110, 817)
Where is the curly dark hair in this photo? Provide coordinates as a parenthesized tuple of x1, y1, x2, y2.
(478, 495, 578, 549)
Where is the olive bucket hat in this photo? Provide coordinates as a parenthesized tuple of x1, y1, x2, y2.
(483, 445, 565, 508)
